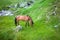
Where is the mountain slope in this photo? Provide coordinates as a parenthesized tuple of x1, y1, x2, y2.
(0, 0, 60, 40)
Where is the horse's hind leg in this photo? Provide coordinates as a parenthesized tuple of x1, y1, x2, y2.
(17, 21, 19, 25)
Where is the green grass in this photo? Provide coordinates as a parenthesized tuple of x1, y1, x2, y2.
(0, 0, 60, 40)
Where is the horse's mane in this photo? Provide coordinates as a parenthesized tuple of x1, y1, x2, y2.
(27, 15, 34, 24)
(26, 15, 31, 19)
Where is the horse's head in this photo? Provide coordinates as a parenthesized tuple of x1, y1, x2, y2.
(28, 16, 34, 26)
(32, 21, 34, 25)
(30, 19, 34, 26)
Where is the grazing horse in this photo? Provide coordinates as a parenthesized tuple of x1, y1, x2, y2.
(15, 15, 34, 26)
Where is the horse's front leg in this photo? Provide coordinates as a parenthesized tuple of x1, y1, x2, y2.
(25, 21, 29, 27)
(27, 21, 29, 26)
(25, 21, 27, 27)
(29, 20, 33, 27)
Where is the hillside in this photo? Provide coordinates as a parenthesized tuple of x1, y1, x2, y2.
(0, 0, 60, 40)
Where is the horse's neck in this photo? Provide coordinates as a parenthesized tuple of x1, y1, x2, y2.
(29, 19, 32, 22)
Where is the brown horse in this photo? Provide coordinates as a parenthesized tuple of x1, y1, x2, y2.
(15, 15, 34, 26)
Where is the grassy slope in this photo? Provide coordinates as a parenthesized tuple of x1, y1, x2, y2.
(0, 0, 60, 40)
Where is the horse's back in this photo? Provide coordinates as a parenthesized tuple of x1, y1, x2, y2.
(16, 15, 30, 21)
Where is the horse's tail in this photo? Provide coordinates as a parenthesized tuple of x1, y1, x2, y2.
(15, 17, 17, 26)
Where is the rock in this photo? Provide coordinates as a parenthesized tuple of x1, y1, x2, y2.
(14, 25, 22, 32)
(0, 10, 13, 16)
